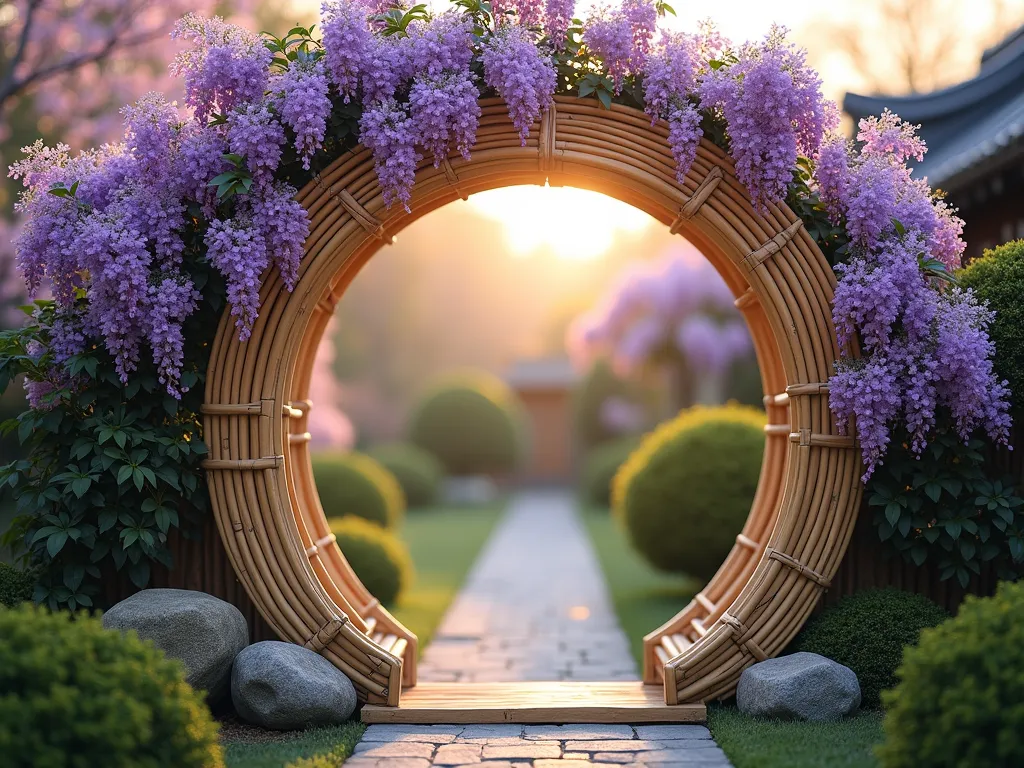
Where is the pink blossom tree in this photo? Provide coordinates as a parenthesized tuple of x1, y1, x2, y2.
(310, 318, 357, 450)
(567, 244, 753, 413)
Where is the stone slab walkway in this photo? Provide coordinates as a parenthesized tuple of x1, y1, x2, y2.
(350, 490, 733, 768)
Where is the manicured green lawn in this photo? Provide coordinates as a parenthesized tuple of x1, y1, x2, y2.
(582, 503, 885, 768)
(391, 502, 505, 652)
(708, 705, 884, 768)
(581, 506, 699, 664)
(223, 722, 365, 768)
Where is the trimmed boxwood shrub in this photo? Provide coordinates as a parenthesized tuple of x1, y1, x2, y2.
(792, 588, 948, 708)
(612, 404, 764, 580)
(580, 436, 639, 508)
(959, 240, 1024, 415)
(312, 451, 405, 529)
(0, 562, 33, 607)
(409, 373, 525, 476)
(0, 603, 222, 767)
(366, 442, 443, 509)
(330, 517, 413, 607)
(877, 581, 1024, 767)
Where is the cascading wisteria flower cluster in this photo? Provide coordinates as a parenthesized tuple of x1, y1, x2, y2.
(5, 0, 1013, 479)
(819, 112, 1009, 478)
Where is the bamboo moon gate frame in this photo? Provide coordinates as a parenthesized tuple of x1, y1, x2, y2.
(202, 96, 863, 709)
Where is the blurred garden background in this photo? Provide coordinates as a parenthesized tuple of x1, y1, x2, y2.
(4, 1, 1024, 767)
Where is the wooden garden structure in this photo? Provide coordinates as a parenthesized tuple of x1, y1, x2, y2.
(201, 97, 863, 713)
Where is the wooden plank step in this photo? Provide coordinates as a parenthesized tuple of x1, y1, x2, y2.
(361, 682, 706, 724)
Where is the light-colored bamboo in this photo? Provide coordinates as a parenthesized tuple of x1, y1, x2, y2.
(201, 96, 862, 707)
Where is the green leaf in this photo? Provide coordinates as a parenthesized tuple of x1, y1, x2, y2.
(46, 530, 68, 558)
(70, 477, 91, 498)
(925, 482, 942, 503)
(116, 465, 134, 485)
(885, 502, 902, 526)
(596, 88, 612, 110)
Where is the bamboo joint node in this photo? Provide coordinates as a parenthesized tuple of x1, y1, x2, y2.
(720, 613, 768, 662)
(742, 220, 804, 272)
(304, 617, 349, 654)
(766, 548, 832, 588)
(670, 166, 724, 233)
(733, 286, 758, 311)
(201, 400, 275, 417)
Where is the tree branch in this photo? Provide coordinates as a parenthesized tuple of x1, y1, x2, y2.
(0, 0, 45, 111)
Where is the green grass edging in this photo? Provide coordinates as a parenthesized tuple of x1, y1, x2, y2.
(223, 723, 366, 768)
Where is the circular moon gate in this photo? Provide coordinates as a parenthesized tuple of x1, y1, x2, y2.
(202, 96, 863, 707)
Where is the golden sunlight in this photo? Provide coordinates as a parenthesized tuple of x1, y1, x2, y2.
(467, 185, 654, 260)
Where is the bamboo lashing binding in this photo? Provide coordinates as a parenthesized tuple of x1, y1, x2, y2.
(305, 617, 348, 654)
(720, 613, 768, 662)
(791, 430, 856, 448)
(670, 165, 724, 233)
(538, 104, 560, 173)
(767, 548, 832, 588)
(441, 157, 468, 200)
(742, 220, 805, 271)
(312, 171, 385, 239)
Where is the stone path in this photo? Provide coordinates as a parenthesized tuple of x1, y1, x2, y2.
(349, 490, 733, 768)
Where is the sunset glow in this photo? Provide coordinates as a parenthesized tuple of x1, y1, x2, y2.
(466, 185, 654, 260)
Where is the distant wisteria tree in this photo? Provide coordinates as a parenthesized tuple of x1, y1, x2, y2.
(567, 245, 753, 411)
(310, 318, 357, 450)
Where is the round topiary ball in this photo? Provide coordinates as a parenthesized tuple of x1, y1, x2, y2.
(312, 451, 405, 529)
(579, 436, 639, 508)
(612, 404, 764, 580)
(330, 517, 413, 607)
(366, 442, 444, 509)
(409, 374, 525, 476)
(792, 588, 948, 709)
(0, 603, 222, 767)
(0, 562, 33, 608)
(959, 240, 1024, 416)
(877, 581, 1024, 768)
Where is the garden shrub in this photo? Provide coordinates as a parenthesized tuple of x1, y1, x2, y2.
(877, 581, 1024, 767)
(959, 239, 1024, 415)
(312, 452, 404, 529)
(366, 442, 443, 509)
(329, 517, 412, 607)
(409, 373, 525, 476)
(612, 404, 764, 580)
(792, 588, 948, 708)
(866, 425, 1024, 586)
(0, 602, 222, 767)
(0, 562, 33, 607)
(579, 436, 639, 508)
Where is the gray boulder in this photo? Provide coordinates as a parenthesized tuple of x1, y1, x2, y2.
(102, 588, 247, 702)
(737, 652, 861, 721)
(231, 641, 358, 730)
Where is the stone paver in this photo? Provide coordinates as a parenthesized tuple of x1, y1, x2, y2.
(351, 490, 733, 767)
(418, 491, 636, 683)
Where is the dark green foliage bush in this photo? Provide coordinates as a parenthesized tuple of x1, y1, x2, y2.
(0, 603, 222, 767)
(877, 581, 1024, 767)
(409, 374, 525, 476)
(793, 588, 948, 708)
(0, 297, 218, 611)
(329, 517, 412, 607)
(572, 360, 650, 451)
(366, 442, 443, 508)
(612, 405, 764, 580)
(580, 436, 638, 507)
(312, 452, 404, 529)
(867, 426, 1024, 586)
(959, 239, 1024, 415)
(0, 562, 33, 607)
